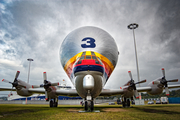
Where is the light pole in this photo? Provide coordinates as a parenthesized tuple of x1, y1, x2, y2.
(127, 23, 141, 99)
(27, 58, 33, 83)
(26, 58, 33, 104)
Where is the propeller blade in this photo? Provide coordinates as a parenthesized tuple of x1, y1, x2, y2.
(2, 79, 12, 84)
(10, 86, 13, 95)
(135, 79, 146, 84)
(167, 79, 178, 82)
(45, 91, 48, 101)
(15, 71, 20, 79)
(128, 71, 133, 80)
(134, 90, 139, 98)
(165, 87, 169, 96)
(32, 85, 40, 88)
(51, 82, 59, 86)
(152, 81, 160, 84)
(43, 72, 47, 80)
(162, 68, 165, 77)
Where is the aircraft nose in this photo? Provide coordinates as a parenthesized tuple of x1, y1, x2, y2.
(83, 75, 94, 91)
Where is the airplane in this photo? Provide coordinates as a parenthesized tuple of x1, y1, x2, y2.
(0, 26, 180, 111)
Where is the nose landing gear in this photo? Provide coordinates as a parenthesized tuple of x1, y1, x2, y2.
(85, 100, 94, 112)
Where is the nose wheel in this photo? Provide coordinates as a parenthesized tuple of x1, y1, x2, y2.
(84, 100, 94, 111)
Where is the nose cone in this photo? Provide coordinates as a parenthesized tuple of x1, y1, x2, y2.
(83, 75, 94, 90)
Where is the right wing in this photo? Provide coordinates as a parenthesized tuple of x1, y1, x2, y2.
(99, 86, 152, 97)
(99, 89, 124, 96)
(167, 84, 180, 89)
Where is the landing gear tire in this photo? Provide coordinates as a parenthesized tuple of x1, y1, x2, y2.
(122, 97, 131, 108)
(123, 97, 126, 108)
(90, 101, 94, 111)
(127, 99, 130, 107)
(85, 101, 88, 111)
(54, 102, 58, 107)
(122, 101, 126, 107)
(50, 100, 53, 107)
(84, 100, 94, 111)
(49, 98, 58, 107)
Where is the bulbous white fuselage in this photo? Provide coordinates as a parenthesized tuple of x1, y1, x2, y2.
(60, 26, 119, 98)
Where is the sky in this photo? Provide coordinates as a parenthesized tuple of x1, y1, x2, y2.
(0, 0, 180, 96)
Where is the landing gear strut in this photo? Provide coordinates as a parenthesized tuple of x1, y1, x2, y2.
(50, 98, 58, 107)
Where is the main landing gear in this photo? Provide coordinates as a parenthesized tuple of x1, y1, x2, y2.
(122, 97, 132, 108)
(49, 98, 58, 107)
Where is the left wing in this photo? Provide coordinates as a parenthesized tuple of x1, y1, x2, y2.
(0, 87, 16, 91)
(28, 88, 79, 97)
(99, 89, 124, 96)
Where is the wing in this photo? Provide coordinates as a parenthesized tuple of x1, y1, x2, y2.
(167, 84, 180, 89)
(137, 86, 152, 92)
(99, 86, 152, 96)
(99, 89, 124, 96)
(0, 87, 16, 91)
(28, 88, 79, 97)
(56, 89, 79, 96)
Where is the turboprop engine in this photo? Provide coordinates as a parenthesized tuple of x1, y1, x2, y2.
(147, 68, 178, 95)
(2, 71, 33, 96)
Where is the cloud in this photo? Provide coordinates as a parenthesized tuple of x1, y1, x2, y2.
(0, 0, 180, 94)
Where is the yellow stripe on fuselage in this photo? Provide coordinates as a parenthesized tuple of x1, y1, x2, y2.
(94, 52, 114, 71)
(86, 51, 91, 55)
(64, 52, 83, 71)
(64, 51, 115, 76)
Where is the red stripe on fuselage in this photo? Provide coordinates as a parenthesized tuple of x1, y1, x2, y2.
(75, 60, 102, 67)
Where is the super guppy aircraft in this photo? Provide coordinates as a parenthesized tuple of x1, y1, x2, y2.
(1, 26, 180, 111)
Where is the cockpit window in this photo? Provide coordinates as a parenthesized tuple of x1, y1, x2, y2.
(92, 56, 97, 60)
(86, 55, 91, 59)
(97, 58, 103, 65)
(75, 52, 103, 65)
(95, 60, 99, 64)
(75, 57, 80, 65)
(91, 51, 95, 55)
(77, 60, 82, 64)
(80, 56, 85, 60)
(82, 52, 86, 55)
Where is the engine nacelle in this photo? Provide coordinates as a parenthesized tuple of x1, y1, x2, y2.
(147, 78, 163, 95)
(16, 80, 33, 97)
(16, 87, 33, 96)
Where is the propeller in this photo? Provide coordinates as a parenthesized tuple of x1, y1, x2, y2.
(159, 68, 178, 96)
(40, 72, 59, 88)
(39, 72, 59, 101)
(2, 71, 25, 94)
(2, 71, 20, 87)
(128, 71, 146, 98)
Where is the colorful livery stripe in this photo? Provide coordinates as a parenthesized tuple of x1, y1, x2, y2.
(64, 51, 115, 79)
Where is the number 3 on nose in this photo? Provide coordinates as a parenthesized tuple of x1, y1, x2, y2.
(81, 37, 96, 48)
